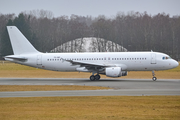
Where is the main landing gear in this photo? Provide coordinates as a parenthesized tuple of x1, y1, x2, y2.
(90, 74, 101, 81)
(152, 70, 157, 81)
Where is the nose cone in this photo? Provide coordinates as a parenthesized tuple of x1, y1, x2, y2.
(172, 60, 179, 68)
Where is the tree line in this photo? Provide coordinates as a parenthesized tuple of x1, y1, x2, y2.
(0, 10, 180, 60)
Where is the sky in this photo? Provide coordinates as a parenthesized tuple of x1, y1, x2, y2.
(0, 0, 180, 18)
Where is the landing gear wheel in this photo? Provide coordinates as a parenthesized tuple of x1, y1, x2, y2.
(152, 77, 157, 81)
(90, 75, 95, 81)
(152, 70, 157, 81)
(95, 74, 101, 80)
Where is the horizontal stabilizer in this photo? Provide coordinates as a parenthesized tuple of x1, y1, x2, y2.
(4, 55, 27, 61)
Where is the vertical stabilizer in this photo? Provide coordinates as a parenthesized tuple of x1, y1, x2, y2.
(7, 26, 39, 55)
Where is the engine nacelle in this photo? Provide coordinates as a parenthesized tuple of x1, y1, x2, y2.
(105, 67, 122, 77)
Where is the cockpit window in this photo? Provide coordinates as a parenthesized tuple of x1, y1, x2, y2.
(162, 56, 171, 60)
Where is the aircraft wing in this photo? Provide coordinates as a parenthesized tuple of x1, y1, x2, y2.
(66, 59, 128, 72)
(66, 60, 116, 71)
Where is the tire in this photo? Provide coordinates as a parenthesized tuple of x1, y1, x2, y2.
(95, 74, 101, 80)
(152, 77, 157, 81)
(90, 75, 95, 81)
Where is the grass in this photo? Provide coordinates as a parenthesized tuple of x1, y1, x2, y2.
(0, 61, 179, 120)
(0, 61, 179, 79)
(0, 85, 110, 91)
(0, 96, 180, 120)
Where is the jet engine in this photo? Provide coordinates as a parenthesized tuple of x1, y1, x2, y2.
(105, 67, 128, 77)
(105, 67, 122, 77)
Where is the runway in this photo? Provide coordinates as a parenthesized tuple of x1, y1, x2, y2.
(0, 78, 180, 97)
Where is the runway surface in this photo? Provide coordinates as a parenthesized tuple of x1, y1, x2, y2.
(0, 78, 180, 97)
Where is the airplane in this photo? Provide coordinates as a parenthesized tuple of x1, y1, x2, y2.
(4, 26, 179, 81)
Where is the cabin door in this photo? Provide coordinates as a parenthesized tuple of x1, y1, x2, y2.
(151, 53, 156, 64)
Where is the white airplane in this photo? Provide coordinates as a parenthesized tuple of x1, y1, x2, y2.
(4, 26, 179, 81)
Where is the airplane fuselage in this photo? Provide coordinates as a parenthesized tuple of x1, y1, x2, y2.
(6, 52, 178, 72)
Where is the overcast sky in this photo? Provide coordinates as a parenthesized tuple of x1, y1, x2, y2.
(0, 0, 180, 18)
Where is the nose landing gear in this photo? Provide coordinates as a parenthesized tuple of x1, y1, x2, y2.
(152, 70, 157, 81)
